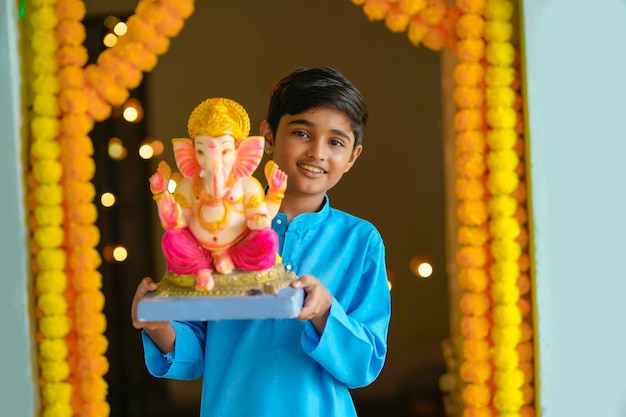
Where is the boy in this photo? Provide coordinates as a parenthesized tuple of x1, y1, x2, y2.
(131, 67, 391, 417)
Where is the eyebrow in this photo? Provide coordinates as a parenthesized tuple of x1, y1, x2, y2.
(287, 119, 353, 142)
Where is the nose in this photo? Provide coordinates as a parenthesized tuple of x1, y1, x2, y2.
(307, 138, 326, 160)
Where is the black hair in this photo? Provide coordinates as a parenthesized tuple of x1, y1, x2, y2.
(265, 67, 368, 149)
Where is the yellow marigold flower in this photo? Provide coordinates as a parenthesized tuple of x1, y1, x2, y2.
(36, 248, 66, 271)
(457, 38, 485, 62)
(491, 281, 520, 304)
(493, 305, 523, 326)
(454, 108, 483, 132)
(34, 225, 64, 249)
(488, 194, 517, 217)
(459, 268, 489, 292)
(460, 292, 490, 316)
(33, 159, 63, 184)
(35, 205, 64, 227)
(484, 20, 513, 42)
(36, 270, 67, 293)
(493, 388, 524, 412)
(31, 30, 58, 55)
(454, 86, 484, 109)
(460, 360, 492, 383)
(492, 239, 522, 261)
(399, 0, 427, 15)
(31, 116, 60, 141)
(456, 130, 486, 153)
(487, 170, 519, 195)
(488, 149, 519, 171)
(31, 139, 61, 160)
(486, 107, 516, 129)
(29, 5, 58, 30)
(485, 66, 515, 87)
(385, 8, 410, 33)
(41, 382, 72, 404)
(458, 224, 489, 245)
(463, 338, 490, 361)
(33, 93, 60, 117)
(407, 18, 429, 46)
(491, 325, 521, 347)
(490, 261, 520, 282)
(460, 316, 490, 340)
(35, 183, 63, 206)
(40, 316, 71, 338)
(33, 74, 60, 94)
(458, 200, 488, 226)
(37, 293, 68, 315)
(40, 359, 71, 383)
(494, 369, 525, 390)
(32, 53, 58, 76)
(486, 86, 515, 107)
(456, 13, 484, 39)
(454, 177, 485, 200)
(485, 0, 514, 20)
(462, 383, 490, 407)
(486, 41, 515, 66)
(32, 0, 57, 6)
(454, 62, 484, 87)
(492, 345, 519, 369)
(456, 151, 486, 177)
(490, 217, 520, 240)
(39, 338, 69, 361)
(42, 403, 73, 417)
(463, 406, 493, 417)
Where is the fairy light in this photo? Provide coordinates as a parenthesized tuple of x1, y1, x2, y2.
(108, 137, 127, 161)
(103, 33, 117, 47)
(113, 22, 127, 36)
(100, 192, 116, 207)
(138, 144, 154, 159)
(113, 246, 128, 262)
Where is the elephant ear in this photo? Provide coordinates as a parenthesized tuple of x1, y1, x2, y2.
(232, 136, 264, 181)
(172, 138, 200, 178)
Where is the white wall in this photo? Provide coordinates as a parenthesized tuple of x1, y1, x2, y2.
(522, 1, 626, 416)
(0, 0, 37, 415)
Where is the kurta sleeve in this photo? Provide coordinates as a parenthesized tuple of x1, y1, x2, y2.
(300, 236, 390, 389)
(142, 320, 207, 380)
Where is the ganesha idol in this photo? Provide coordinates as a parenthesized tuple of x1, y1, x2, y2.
(148, 97, 294, 296)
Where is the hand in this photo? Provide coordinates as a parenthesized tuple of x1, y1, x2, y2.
(268, 162, 287, 193)
(131, 277, 169, 332)
(149, 168, 168, 195)
(157, 193, 182, 229)
(292, 274, 332, 335)
(247, 213, 271, 230)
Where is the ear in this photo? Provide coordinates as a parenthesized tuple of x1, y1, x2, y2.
(172, 138, 200, 178)
(260, 120, 274, 155)
(232, 136, 264, 181)
(343, 144, 363, 173)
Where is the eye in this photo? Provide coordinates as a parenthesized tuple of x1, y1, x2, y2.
(222, 149, 232, 156)
(294, 129, 309, 138)
(329, 138, 345, 147)
(196, 149, 204, 155)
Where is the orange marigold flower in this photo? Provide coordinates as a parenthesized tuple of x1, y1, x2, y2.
(78, 333, 108, 356)
(161, 0, 195, 19)
(399, 0, 428, 16)
(80, 375, 108, 402)
(69, 247, 102, 272)
(520, 321, 533, 342)
(57, 45, 88, 67)
(59, 89, 89, 114)
(56, 19, 86, 46)
(460, 360, 492, 383)
(57, 66, 84, 89)
(454, 86, 484, 108)
(458, 268, 489, 292)
(55, 0, 86, 20)
(462, 383, 490, 407)
(462, 406, 492, 417)
(463, 338, 490, 361)
(73, 270, 103, 292)
(420, 1, 446, 25)
(67, 203, 98, 225)
(458, 200, 488, 226)
(68, 224, 100, 248)
(456, 130, 486, 153)
(456, 151, 486, 177)
(454, 108, 483, 132)
(460, 316, 490, 340)
(460, 292, 490, 316)
(75, 312, 107, 336)
(61, 113, 94, 136)
(456, 38, 484, 62)
(456, 0, 485, 14)
(456, 13, 484, 39)
(458, 224, 489, 246)
(385, 5, 410, 32)
(407, 17, 429, 46)
(363, 0, 391, 21)
(454, 62, 484, 86)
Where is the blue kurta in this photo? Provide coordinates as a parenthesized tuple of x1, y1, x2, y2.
(142, 196, 391, 416)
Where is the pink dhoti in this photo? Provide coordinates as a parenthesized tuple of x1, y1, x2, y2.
(161, 227, 278, 276)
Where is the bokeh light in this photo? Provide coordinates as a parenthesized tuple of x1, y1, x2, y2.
(100, 192, 116, 207)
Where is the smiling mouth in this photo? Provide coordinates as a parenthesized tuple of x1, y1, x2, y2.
(298, 163, 325, 174)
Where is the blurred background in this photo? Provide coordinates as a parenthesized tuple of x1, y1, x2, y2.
(83, 1, 455, 416)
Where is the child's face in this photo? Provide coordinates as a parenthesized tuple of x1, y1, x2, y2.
(264, 107, 362, 200)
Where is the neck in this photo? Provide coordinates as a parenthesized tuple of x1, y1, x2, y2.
(279, 192, 325, 224)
